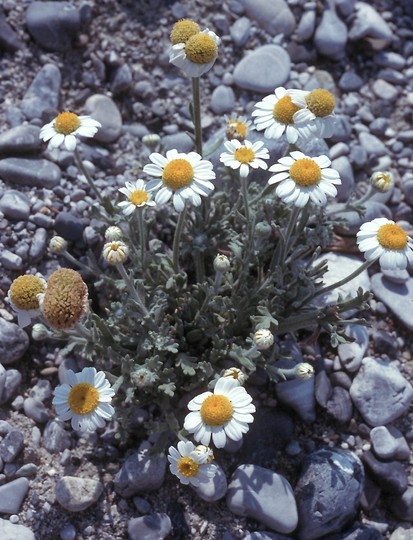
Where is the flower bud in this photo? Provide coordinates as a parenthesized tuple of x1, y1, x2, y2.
(102, 241, 129, 265)
(104, 226, 123, 241)
(32, 323, 50, 341)
(254, 329, 274, 350)
(370, 171, 394, 193)
(213, 254, 230, 273)
(295, 362, 314, 380)
(255, 222, 272, 238)
(49, 236, 68, 253)
(223, 367, 247, 385)
(194, 445, 214, 464)
(142, 133, 161, 150)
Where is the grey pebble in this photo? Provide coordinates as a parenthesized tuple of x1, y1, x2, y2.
(230, 17, 250, 47)
(0, 190, 31, 221)
(331, 155, 354, 202)
(23, 397, 49, 423)
(372, 79, 398, 101)
(326, 386, 353, 424)
(0, 369, 22, 405)
(227, 464, 298, 533)
(370, 426, 410, 461)
(315, 370, 332, 408)
(333, 200, 392, 236)
(0, 125, 42, 155)
(330, 115, 352, 143)
(15, 463, 38, 478)
(133, 496, 152, 514)
(162, 132, 194, 153)
(389, 487, 413, 521)
(374, 51, 406, 69)
(0, 250, 23, 270)
(314, 3, 347, 60)
(338, 71, 364, 92)
(31, 213, 53, 228)
(85, 94, 122, 143)
(193, 463, 227, 502)
(0, 478, 29, 514)
(276, 376, 316, 423)
(371, 329, 399, 356)
(54, 211, 85, 241)
(239, 0, 295, 36)
(0, 158, 61, 188)
(210, 85, 235, 114)
(59, 523, 77, 540)
(370, 274, 413, 331)
(0, 8, 23, 52)
(0, 517, 35, 539)
(43, 420, 72, 454)
(111, 63, 133, 96)
(0, 320, 29, 365)
(0, 430, 24, 463)
(362, 451, 408, 494)
(334, 0, 357, 17)
(21, 63, 61, 120)
(296, 5, 316, 43)
(29, 227, 48, 261)
(244, 534, 291, 540)
(128, 513, 172, 540)
(338, 324, 369, 373)
(358, 132, 387, 156)
(55, 476, 103, 512)
(348, 3, 394, 48)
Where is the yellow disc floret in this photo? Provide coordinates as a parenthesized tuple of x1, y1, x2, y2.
(306, 89, 335, 118)
(273, 96, 301, 125)
(200, 394, 234, 426)
(42, 268, 88, 330)
(54, 112, 81, 135)
(9, 275, 46, 310)
(185, 33, 218, 64)
(234, 147, 255, 164)
(177, 456, 200, 477)
(290, 158, 321, 187)
(162, 159, 194, 189)
(170, 19, 200, 45)
(377, 223, 408, 250)
(68, 383, 99, 415)
(129, 190, 149, 206)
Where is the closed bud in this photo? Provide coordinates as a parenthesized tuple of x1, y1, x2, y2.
(295, 362, 314, 380)
(254, 329, 274, 350)
(370, 171, 394, 193)
(213, 254, 230, 273)
(49, 236, 68, 253)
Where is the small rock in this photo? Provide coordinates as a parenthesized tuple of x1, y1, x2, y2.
(0, 478, 29, 513)
(230, 17, 250, 46)
(23, 397, 49, 423)
(84, 94, 122, 143)
(331, 155, 354, 202)
(0, 518, 35, 539)
(0, 320, 29, 365)
(0, 158, 61, 188)
(0, 8, 23, 52)
(0, 190, 31, 221)
(348, 2, 394, 50)
(371, 274, 413, 331)
(0, 369, 22, 404)
(111, 63, 133, 96)
(326, 386, 353, 423)
(0, 430, 24, 463)
(370, 426, 410, 461)
(128, 513, 172, 540)
(275, 377, 316, 423)
(193, 463, 227, 502)
(54, 211, 85, 241)
(314, 3, 347, 59)
(0, 125, 42, 155)
(372, 79, 398, 101)
(338, 71, 364, 92)
(361, 451, 408, 494)
(338, 325, 369, 373)
(389, 487, 413, 521)
(21, 63, 61, 120)
(29, 228, 48, 261)
(210, 85, 235, 114)
(43, 420, 72, 454)
(238, 0, 295, 36)
(55, 476, 103, 512)
(296, 4, 316, 43)
(0, 250, 23, 271)
(358, 132, 387, 156)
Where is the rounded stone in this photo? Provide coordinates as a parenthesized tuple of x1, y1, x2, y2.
(0, 320, 29, 365)
(84, 94, 122, 143)
(55, 476, 103, 512)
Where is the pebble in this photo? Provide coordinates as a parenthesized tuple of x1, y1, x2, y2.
(371, 329, 399, 356)
(244, 534, 290, 540)
(314, 3, 347, 60)
(233, 45, 291, 93)
(330, 114, 352, 143)
(326, 386, 353, 424)
(20, 63, 61, 120)
(0, 517, 35, 539)
(0, 249, 23, 270)
(227, 464, 298, 533)
(348, 3, 394, 50)
(338, 325, 369, 373)
(128, 513, 172, 540)
(0, 369, 22, 404)
(59, 523, 77, 540)
(0, 190, 31, 221)
(0, 320, 29, 365)
(333, 200, 392, 236)
(111, 63, 133, 96)
(361, 451, 408, 494)
(0, 478, 29, 513)
(85, 94, 122, 143)
(370, 426, 410, 461)
(43, 420, 72, 453)
(331, 155, 355, 202)
(114, 441, 167, 497)
(372, 79, 398, 101)
(238, 0, 295, 36)
(0, 125, 42, 155)
(193, 463, 227, 502)
(0, 429, 24, 463)
(23, 397, 49, 423)
(15, 463, 38, 478)
(338, 71, 364, 92)
(389, 528, 413, 540)
(296, 4, 316, 43)
(55, 476, 104, 512)
(54, 211, 85, 241)
(295, 449, 364, 540)
(0, 8, 23, 52)
(28, 227, 48, 262)
(0, 158, 61, 188)
(162, 132, 194, 153)
(358, 132, 387, 156)
(275, 377, 316, 423)
(230, 17, 250, 47)
(350, 357, 413, 426)
(26, 1, 80, 52)
(210, 85, 236, 114)
(334, 0, 357, 17)
(389, 488, 413, 521)
(370, 274, 413, 331)
(315, 370, 332, 408)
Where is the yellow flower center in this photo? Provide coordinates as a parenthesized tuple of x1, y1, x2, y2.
(377, 223, 408, 250)
(200, 394, 233, 426)
(185, 33, 218, 64)
(170, 19, 200, 45)
(306, 89, 335, 118)
(162, 159, 194, 189)
(227, 120, 248, 141)
(273, 96, 301, 125)
(177, 456, 200, 478)
(68, 383, 99, 415)
(290, 158, 321, 187)
(129, 190, 149, 206)
(54, 112, 81, 135)
(234, 147, 255, 164)
(9, 275, 45, 310)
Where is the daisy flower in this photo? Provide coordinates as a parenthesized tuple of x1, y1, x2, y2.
(225, 114, 253, 142)
(118, 179, 156, 216)
(168, 440, 217, 487)
(7, 274, 46, 328)
(184, 377, 256, 449)
(356, 218, 413, 271)
(40, 111, 101, 152)
(52, 367, 115, 432)
(169, 28, 221, 78)
(220, 139, 269, 178)
(268, 151, 341, 208)
(143, 149, 215, 212)
(290, 88, 336, 139)
(370, 171, 394, 193)
(102, 240, 129, 265)
(251, 87, 308, 144)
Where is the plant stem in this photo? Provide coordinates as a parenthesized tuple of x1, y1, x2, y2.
(173, 206, 187, 274)
(74, 147, 106, 206)
(192, 77, 202, 156)
(312, 259, 375, 299)
(282, 206, 301, 261)
(241, 174, 250, 224)
(116, 262, 149, 315)
(137, 209, 146, 266)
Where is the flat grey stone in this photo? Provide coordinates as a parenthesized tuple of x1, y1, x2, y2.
(29, 227, 48, 261)
(348, 2, 394, 50)
(314, 4, 347, 59)
(111, 64, 133, 96)
(0, 250, 23, 270)
(296, 6, 316, 43)
(361, 451, 408, 494)
(0, 319, 29, 365)
(0, 158, 61, 188)
(238, 0, 295, 36)
(333, 200, 392, 236)
(359, 132, 387, 156)
(128, 513, 172, 540)
(371, 274, 413, 331)
(230, 16, 251, 46)
(0, 518, 35, 540)
(55, 476, 103, 512)
(0, 478, 29, 513)
(0, 190, 31, 221)
(0, 125, 42, 155)
(0, 369, 22, 405)
(370, 426, 410, 461)
(0, 429, 24, 462)
(338, 324, 369, 373)
(227, 464, 298, 533)
(84, 94, 122, 143)
(210, 85, 236, 114)
(43, 420, 71, 454)
(23, 397, 49, 423)
(275, 377, 316, 423)
(0, 8, 23, 52)
(326, 386, 353, 423)
(331, 155, 354, 202)
(21, 63, 61, 120)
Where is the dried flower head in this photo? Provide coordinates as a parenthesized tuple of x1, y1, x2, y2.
(31, 323, 51, 341)
(254, 329, 274, 350)
(41, 268, 88, 330)
(142, 133, 161, 150)
(104, 226, 123, 242)
(7, 274, 46, 327)
(49, 236, 68, 253)
(170, 19, 201, 45)
(102, 241, 129, 265)
(40, 112, 101, 151)
(370, 171, 394, 193)
(169, 28, 220, 78)
(291, 88, 336, 138)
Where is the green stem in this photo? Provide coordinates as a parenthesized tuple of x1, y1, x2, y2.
(282, 206, 301, 261)
(137, 209, 146, 265)
(241, 174, 250, 224)
(192, 77, 202, 156)
(173, 206, 187, 274)
(116, 262, 149, 315)
(74, 147, 106, 206)
(312, 259, 375, 300)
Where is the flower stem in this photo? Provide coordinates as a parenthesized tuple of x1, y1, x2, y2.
(312, 259, 375, 299)
(241, 174, 251, 224)
(173, 205, 187, 274)
(137, 209, 146, 266)
(116, 262, 149, 315)
(74, 147, 106, 206)
(192, 77, 202, 156)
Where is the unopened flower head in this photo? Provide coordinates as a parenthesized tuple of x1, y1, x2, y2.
(31, 323, 51, 341)
(40, 112, 101, 152)
(170, 19, 200, 45)
(356, 217, 413, 271)
(143, 149, 215, 212)
(118, 179, 156, 216)
(40, 268, 88, 330)
(52, 366, 115, 432)
(225, 115, 253, 142)
(220, 139, 269, 178)
(213, 254, 230, 273)
(268, 151, 341, 208)
(7, 274, 46, 328)
(254, 328, 274, 350)
(130, 367, 157, 388)
(103, 241, 129, 265)
(49, 236, 68, 254)
(142, 133, 161, 150)
(222, 367, 247, 386)
(194, 444, 214, 464)
(104, 226, 123, 242)
(184, 377, 255, 448)
(169, 28, 220, 78)
(291, 88, 336, 138)
(370, 171, 394, 193)
(255, 221, 272, 238)
(168, 440, 217, 487)
(295, 362, 314, 380)
(252, 87, 308, 144)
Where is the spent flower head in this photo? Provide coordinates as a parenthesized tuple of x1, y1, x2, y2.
(103, 241, 129, 265)
(370, 171, 394, 193)
(268, 151, 341, 208)
(356, 218, 413, 271)
(118, 179, 156, 216)
(290, 88, 336, 138)
(52, 367, 115, 432)
(184, 377, 255, 448)
(7, 274, 46, 328)
(40, 112, 101, 151)
(168, 440, 217, 487)
(169, 28, 220, 78)
(225, 114, 253, 142)
(170, 19, 201, 45)
(220, 139, 269, 178)
(143, 149, 215, 212)
(222, 367, 247, 386)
